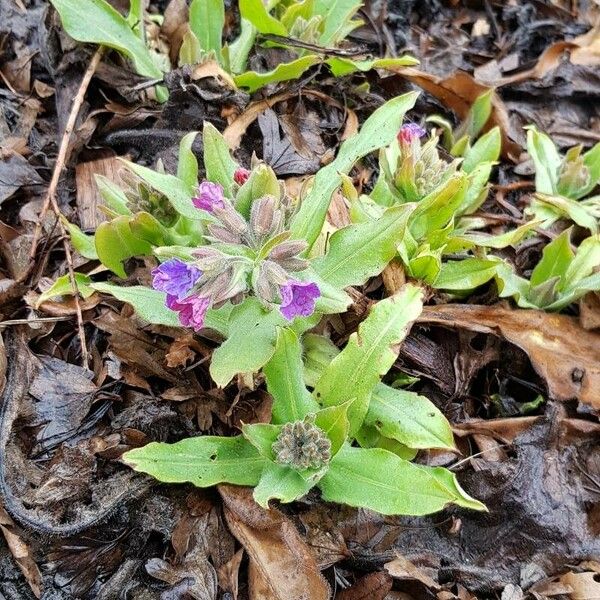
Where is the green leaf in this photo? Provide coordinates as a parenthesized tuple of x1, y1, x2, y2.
(462, 89, 493, 140)
(189, 0, 224, 59)
(239, 0, 288, 36)
(314, 285, 424, 435)
(177, 131, 199, 188)
(122, 160, 200, 220)
(530, 229, 573, 288)
(228, 17, 257, 74)
(456, 220, 539, 249)
(462, 127, 500, 173)
(291, 92, 419, 249)
(313, 204, 413, 289)
(253, 462, 314, 507)
(526, 127, 561, 195)
(123, 435, 265, 487)
(242, 423, 280, 460)
(95, 216, 152, 277)
(95, 175, 131, 215)
(128, 212, 167, 246)
(203, 122, 238, 196)
(433, 258, 499, 291)
(49, 0, 162, 79)
(326, 56, 418, 77)
(318, 444, 485, 515)
(264, 328, 320, 425)
(234, 56, 321, 93)
(235, 163, 281, 218)
(365, 385, 455, 450)
(314, 403, 351, 457)
(530, 193, 598, 234)
(314, 0, 362, 45)
(36, 273, 94, 307)
(302, 334, 340, 388)
(90, 283, 231, 333)
(579, 141, 600, 198)
(210, 298, 284, 387)
(563, 234, 600, 289)
(63, 219, 98, 259)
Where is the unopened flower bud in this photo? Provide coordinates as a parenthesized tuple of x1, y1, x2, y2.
(268, 239, 308, 261)
(234, 167, 250, 185)
(272, 417, 331, 470)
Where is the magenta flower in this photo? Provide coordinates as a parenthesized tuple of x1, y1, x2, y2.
(151, 259, 202, 300)
(397, 123, 426, 145)
(279, 281, 320, 321)
(192, 181, 225, 212)
(166, 294, 211, 331)
(234, 167, 250, 185)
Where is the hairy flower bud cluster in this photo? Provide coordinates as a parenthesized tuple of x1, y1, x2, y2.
(272, 418, 331, 470)
(153, 172, 321, 331)
(391, 124, 457, 201)
(120, 171, 178, 227)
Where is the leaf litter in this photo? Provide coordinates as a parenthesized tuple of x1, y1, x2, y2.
(0, 0, 600, 598)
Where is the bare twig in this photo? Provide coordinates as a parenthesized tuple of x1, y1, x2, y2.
(29, 46, 105, 369)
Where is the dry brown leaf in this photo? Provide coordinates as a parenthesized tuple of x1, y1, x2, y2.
(418, 305, 600, 408)
(76, 155, 124, 229)
(217, 549, 243, 600)
(0, 505, 42, 598)
(580, 292, 600, 330)
(385, 555, 440, 590)
(388, 67, 521, 159)
(336, 572, 393, 600)
(559, 571, 600, 600)
(219, 485, 330, 600)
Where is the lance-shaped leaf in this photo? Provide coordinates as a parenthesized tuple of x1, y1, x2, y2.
(177, 131, 199, 188)
(313, 204, 413, 290)
(526, 127, 561, 195)
(95, 216, 152, 277)
(364, 385, 455, 450)
(36, 273, 94, 306)
(49, 0, 162, 80)
(314, 285, 424, 434)
(123, 435, 265, 487)
(291, 92, 419, 248)
(90, 283, 231, 334)
(203, 122, 238, 196)
(318, 444, 485, 515)
(234, 56, 321, 93)
(210, 298, 284, 387)
(189, 0, 224, 60)
(264, 328, 320, 425)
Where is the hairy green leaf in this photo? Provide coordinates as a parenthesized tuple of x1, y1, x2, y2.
(177, 131, 199, 188)
(203, 122, 238, 196)
(318, 444, 485, 515)
(365, 385, 455, 450)
(49, 0, 162, 79)
(189, 0, 224, 59)
(95, 216, 152, 277)
(210, 298, 284, 387)
(123, 435, 265, 487)
(313, 204, 413, 289)
(264, 328, 320, 425)
(314, 285, 424, 434)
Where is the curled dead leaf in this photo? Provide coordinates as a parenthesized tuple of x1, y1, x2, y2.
(219, 485, 330, 600)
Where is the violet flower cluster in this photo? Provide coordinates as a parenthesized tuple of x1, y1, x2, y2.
(151, 176, 320, 331)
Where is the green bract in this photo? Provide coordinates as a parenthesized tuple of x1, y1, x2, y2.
(123, 285, 485, 515)
(526, 126, 600, 232)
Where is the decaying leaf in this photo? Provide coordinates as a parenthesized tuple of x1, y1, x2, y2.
(219, 485, 330, 600)
(418, 305, 600, 408)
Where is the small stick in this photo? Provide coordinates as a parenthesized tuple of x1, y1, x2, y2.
(29, 46, 105, 369)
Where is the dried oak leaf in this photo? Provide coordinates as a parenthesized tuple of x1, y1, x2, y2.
(337, 572, 393, 600)
(418, 305, 600, 408)
(219, 485, 330, 600)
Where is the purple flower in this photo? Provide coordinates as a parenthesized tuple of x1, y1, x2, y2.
(166, 294, 211, 331)
(279, 281, 321, 321)
(192, 181, 225, 212)
(397, 123, 425, 145)
(151, 259, 202, 300)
